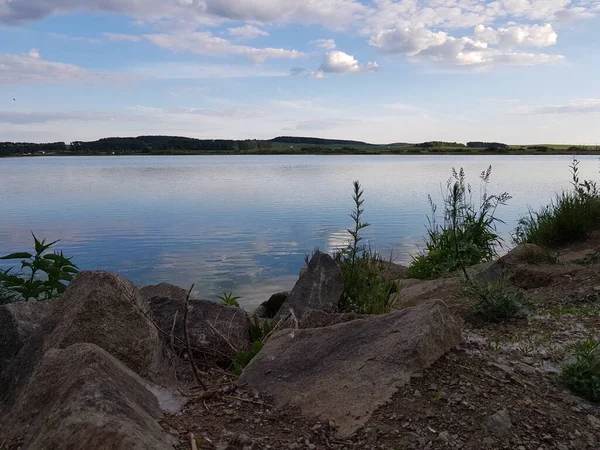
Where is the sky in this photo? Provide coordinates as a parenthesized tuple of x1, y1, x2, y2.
(1, 0, 599, 145)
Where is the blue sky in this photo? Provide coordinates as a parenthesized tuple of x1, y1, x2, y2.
(1, 0, 599, 144)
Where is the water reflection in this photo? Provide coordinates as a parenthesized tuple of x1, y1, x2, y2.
(0, 154, 595, 309)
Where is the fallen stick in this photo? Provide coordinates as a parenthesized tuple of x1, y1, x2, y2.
(183, 284, 207, 391)
(224, 395, 272, 407)
(188, 432, 198, 450)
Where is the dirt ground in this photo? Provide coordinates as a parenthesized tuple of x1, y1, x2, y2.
(163, 244, 600, 450)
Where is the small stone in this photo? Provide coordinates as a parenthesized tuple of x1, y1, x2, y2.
(308, 445, 316, 450)
(587, 414, 600, 429)
(438, 431, 450, 442)
(413, 390, 422, 398)
(237, 434, 252, 445)
(482, 409, 512, 439)
(288, 444, 299, 450)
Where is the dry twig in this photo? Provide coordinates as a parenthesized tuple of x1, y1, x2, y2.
(188, 432, 198, 450)
(183, 284, 207, 391)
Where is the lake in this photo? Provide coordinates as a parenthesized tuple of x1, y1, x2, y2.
(1, 154, 597, 309)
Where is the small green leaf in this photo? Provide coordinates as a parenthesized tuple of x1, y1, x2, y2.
(0, 252, 32, 260)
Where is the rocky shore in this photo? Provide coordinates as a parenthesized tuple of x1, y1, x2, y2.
(2, 244, 600, 449)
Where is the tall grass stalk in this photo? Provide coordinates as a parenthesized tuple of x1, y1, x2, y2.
(337, 181, 397, 315)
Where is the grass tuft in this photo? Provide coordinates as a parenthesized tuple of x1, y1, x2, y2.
(515, 159, 600, 248)
(561, 339, 600, 403)
(463, 280, 531, 323)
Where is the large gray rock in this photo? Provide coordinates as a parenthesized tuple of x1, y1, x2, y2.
(142, 283, 252, 367)
(48, 271, 163, 378)
(274, 251, 343, 324)
(240, 300, 462, 437)
(0, 300, 57, 371)
(475, 244, 555, 283)
(0, 271, 164, 403)
(0, 343, 176, 449)
(140, 282, 188, 303)
(396, 277, 462, 309)
(254, 291, 289, 319)
(375, 260, 409, 281)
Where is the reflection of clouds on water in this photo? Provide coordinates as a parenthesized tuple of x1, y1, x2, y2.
(2, 155, 595, 308)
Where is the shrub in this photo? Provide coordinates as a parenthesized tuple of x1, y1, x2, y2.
(463, 280, 530, 323)
(561, 339, 600, 403)
(515, 159, 600, 247)
(337, 181, 397, 315)
(408, 167, 511, 279)
(0, 233, 79, 302)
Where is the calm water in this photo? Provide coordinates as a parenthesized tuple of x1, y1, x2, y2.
(1, 155, 597, 308)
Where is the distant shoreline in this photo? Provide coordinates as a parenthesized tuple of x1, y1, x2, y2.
(3, 149, 600, 158)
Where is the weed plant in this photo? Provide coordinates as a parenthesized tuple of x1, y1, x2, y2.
(515, 159, 600, 247)
(561, 338, 600, 403)
(337, 181, 397, 315)
(463, 280, 530, 323)
(408, 167, 511, 279)
(0, 233, 78, 302)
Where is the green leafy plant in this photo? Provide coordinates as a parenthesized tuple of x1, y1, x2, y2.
(232, 341, 264, 376)
(231, 314, 272, 376)
(0, 233, 79, 302)
(408, 167, 511, 279)
(463, 280, 530, 323)
(561, 338, 600, 403)
(337, 181, 397, 315)
(218, 291, 241, 307)
(515, 159, 600, 247)
(249, 313, 272, 342)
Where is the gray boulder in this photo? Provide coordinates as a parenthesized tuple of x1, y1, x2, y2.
(274, 251, 343, 324)
(0, 271, 164, 403)
(475, 244, 555, 283)
(142, 283, 252, 366)
(254, 291, 289, 319)
(48, 271, 163, 378)
(240, 300, 462, 437)
(140, 282, 188, 303)
(0, 300, 58, 372)
(375, 260, 409, 281)
(0, 343, 176, 449)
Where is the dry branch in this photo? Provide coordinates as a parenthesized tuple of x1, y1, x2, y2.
(183, 284, 207, 391)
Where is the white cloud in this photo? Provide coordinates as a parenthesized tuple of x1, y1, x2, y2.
(309, 39, 337, 50)
(319, 50, 379, 74)
(28, 48, 40, 59)
(129, 62, 288, 80)
(513, 99, 600, 115)
(0, 0, 367, 28)
(0, 51, 123, 84)
(227, 24, 270, 40)
(143, 32, 304, 63)
(369, 25, 563, 67)
(104, 33, 143, 43)
(474, 24, 557, 48)
(370, 26, 449, 56)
